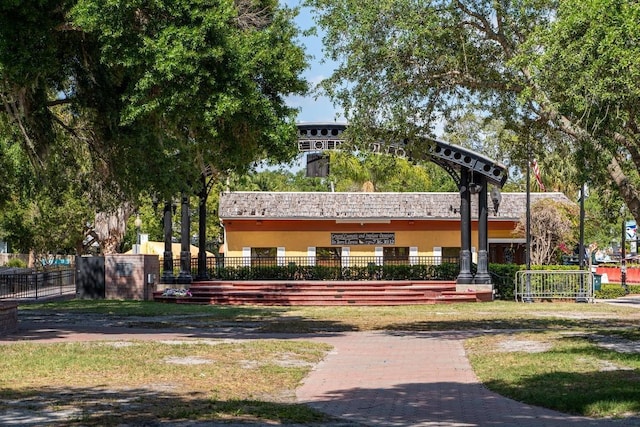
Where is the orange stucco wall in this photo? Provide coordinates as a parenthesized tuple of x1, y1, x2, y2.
(222, 219, 519, 258)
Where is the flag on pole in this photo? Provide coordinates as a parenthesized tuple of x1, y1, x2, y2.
(532, 159, 546, 192)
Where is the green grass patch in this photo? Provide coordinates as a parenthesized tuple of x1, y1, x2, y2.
(20, 299, 286, 318)
(465, 332, 640, 418)
(21, 299, 640, 333)
(0, 339, 332, 426)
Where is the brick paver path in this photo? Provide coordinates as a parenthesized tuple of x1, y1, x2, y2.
(297, 331, 640, 427)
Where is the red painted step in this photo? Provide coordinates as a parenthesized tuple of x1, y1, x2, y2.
(153, 280, 492, 306)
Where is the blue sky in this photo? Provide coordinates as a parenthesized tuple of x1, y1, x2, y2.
(282, 2, 449, 135)
(283, 0, 344, 123)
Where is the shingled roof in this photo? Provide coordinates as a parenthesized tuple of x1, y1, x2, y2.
(218, 191, 573, 221)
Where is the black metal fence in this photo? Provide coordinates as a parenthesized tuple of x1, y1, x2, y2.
(0, 267, 76, 300)
(166, 256, 461, 281)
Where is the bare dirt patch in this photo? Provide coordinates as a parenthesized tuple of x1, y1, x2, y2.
(164, 355, 212, 365)
(497, 339, 553, 353)
(590, 334, 640, 354)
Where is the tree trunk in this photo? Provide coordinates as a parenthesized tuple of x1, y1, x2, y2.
(93, 204, 133, 254)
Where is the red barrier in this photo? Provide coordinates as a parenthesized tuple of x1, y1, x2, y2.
(595, 266, 640, 283)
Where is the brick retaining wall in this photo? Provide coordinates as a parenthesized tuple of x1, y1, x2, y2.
(0, 302, 18, 335)
(105, 254, 159, 300)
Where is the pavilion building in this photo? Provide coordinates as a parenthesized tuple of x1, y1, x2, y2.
(218, 191, 571, 273)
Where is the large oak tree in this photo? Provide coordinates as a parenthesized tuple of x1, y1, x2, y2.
(307, 0, 640, 222)
(0, 0, 307, 254)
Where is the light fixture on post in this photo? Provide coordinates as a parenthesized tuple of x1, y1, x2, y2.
(490, 186, 502, 215)
(134, 214, 142, 254)
(469, 182, 482, 194)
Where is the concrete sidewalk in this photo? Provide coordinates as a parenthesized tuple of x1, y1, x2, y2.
(2, 314, 640, 426)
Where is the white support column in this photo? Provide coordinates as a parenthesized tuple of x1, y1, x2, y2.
(341, 247, 350, 268)
(242, 247, 251, 267)
(433, 246, 442, 265)
(374, 247, 383, 266)
(277, 247, 286, 266)
(307, 247, 316, 266)
(410, 246, 418, 266)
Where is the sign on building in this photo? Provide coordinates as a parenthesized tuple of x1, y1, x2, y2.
(331, 232, 395, 246)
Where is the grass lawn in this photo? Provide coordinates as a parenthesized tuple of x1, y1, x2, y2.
(465, 331, 640, 418)
(4, 299, 640, 424)
(0, 336, 334, 425)
(18, 298, 640, 332)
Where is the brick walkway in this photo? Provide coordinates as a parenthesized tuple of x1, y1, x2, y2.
(296, 331, 640, 427)
(2, 311, 640, 426)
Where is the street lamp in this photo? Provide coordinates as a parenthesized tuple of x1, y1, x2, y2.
(490, 186, 502, 215)
(134, 214, 142, 254)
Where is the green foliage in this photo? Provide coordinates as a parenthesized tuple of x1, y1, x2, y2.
(489, 263, 521, 300)
(4, 258, 27, 268)
(307, 0, 640, 232)
(210, 262, 460, 281)
(228, 168, 330, 192)
(329, 151, 433, 192)
(232, 151, 445, 193)
(530, 264, 586, 271)
(0, 0, 308, 255)
(627, 284, 640, 295)
(595, 284, 628, 300)
(70, 0, 308, 184)
(0, 121, 95, 254)
(521, 0, 640, 221)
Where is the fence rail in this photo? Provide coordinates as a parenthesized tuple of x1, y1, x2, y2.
(0, 267, 76, 300)
(515, 270, 594, 302)
(167, 256, 461, 281)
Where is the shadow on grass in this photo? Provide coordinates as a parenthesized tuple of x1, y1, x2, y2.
(300, 380, 636, 426)
(4, 379, 637, 427)
(14, 299, 640, 336)
(4, 317, 358, 343)
(18, 299, 289, 318)
(27, 309, 633, 338)
(379, 316, 638, 333)
(482, 369, 640, 419)
(0, 386, 337, 427)
(467, 333, 640, 420)
(10, 304, 359, 342)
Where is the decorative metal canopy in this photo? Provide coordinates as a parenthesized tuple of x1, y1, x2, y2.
(296, 122, 508, 188)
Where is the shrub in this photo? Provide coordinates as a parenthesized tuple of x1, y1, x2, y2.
(432, 262, 459, 280)
(627, 284, 640, 295)
(209, 262, 460, 281)
(489, 263, 521, 300)
(595, 283, 627, 299)
(5, 258, 27, 268)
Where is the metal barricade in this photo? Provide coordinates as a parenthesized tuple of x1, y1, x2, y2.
(515, 270, 594, 302)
